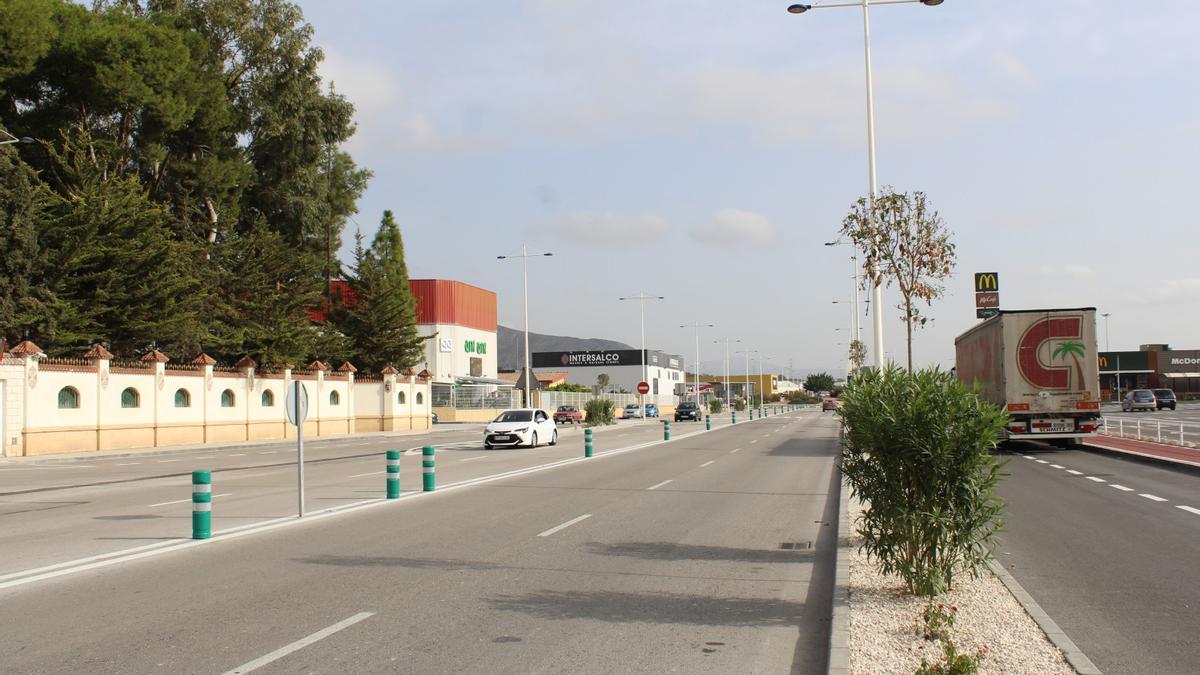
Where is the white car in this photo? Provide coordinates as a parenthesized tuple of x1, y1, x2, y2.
(622, 404, 644, 419)
(484, 408, 558, 449)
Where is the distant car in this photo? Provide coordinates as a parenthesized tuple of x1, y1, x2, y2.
(431, 411, 438, 424)
(1121, 389, 1157, 412)
(674, 401, 702, 421)
(644, 403, 660, 418)
(623, 404, 644, 419)
(821, 398, 842, 412)
(484, 408, 557, 449)
(1152, 389, 1177, 411)
(554, 405, 583, 425)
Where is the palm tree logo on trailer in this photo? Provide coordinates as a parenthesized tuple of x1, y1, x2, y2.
(1051, 341, 1087, 390)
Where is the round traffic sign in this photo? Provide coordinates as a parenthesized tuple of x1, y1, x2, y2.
(637, 381, 650, 395)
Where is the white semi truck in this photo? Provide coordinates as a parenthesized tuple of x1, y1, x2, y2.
(955, 308, 1103, 447)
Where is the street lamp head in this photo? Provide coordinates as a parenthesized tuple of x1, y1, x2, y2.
(543, 252, 553, 256)
(823, 240, 838, 246)
(920, 0, 945, 5)
(787, 4, 812, 13)
(496, 256, 507, 260)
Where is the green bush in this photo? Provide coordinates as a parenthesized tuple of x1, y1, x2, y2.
(734, 399, 746, 411)
(583, 398, 616, 427)
(840, 366, 1008, 596)
(708, 398, 723, 414)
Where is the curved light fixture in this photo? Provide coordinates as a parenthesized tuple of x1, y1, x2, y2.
(787, 4, 811, 13)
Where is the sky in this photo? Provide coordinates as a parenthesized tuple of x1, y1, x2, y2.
(298, 0, 1200, 377)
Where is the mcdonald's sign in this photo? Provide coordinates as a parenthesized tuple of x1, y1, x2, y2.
(974, 272, 999, 292)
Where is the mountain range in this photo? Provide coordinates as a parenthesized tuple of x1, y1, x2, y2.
(497, 325, 632, 371)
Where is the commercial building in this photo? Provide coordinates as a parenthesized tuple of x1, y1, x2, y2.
(1099, 344, 1200, 400)
(410, 280, 498, 384)
(531, 349, 685, 397)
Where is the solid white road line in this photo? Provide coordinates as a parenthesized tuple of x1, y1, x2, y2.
(700, 460, 715, 468)
(1066, 470, 1083, 475)
(348, 471, 382, 478)
(1109, 484, 1135, 492)
(537, 514, 592, 537)
(646, 479, 673, 491)
(1177, 505, 1200, 516)
(1086, 476, 1106, 483)
(149, 493, 230, 508)
(1050, 464, 1065, 469)
(1139, 493, 1167, 502)
(221, 611, 375, 675)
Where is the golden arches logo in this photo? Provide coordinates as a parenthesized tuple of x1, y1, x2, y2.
(975, 273, 999, 292)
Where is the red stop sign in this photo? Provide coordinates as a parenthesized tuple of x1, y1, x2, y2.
(637, 381, 650, 395)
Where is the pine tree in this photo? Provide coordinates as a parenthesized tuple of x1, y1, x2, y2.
(338, 211, 426, 372)
(0, 149, 55, 343)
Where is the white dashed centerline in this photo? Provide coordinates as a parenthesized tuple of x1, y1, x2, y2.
(700, 461, 715, 468)
(750, 440, 758, 445)
(1050, 464, 1065, 469)
(116, 462, 140, 466)
(1086, 476, 1106, 483)
(646, 479, 672, 491)
(730, 448, 741, 454)
(537, 514, 592, 537)
(1035, 460, 1049, 464)
(1109, 484, 1134, 492)
(1066, 470, 1083, 475)
(348, 471, 382, 478)
(1023, 455, 1036, 460)
(158, 459, 180, 463)
(1176, 505, 1200, 516)
(220, 611, 374, 675)
(1140, 494, 1168, 502)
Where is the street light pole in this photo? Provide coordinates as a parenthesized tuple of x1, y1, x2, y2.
(498, 245, 553, 408)
(715, 338, 735, 408)
(0, 129, 35, 146)
(736, 349, 756, 405)
(791, 0, 944, 370)
(621, 292, 664, 415)
(681, 323, 713, 404)
(1101, 312, 1111, 351)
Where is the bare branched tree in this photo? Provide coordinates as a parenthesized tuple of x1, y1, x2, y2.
(841, 189, 956, 371)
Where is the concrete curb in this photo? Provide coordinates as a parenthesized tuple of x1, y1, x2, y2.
(828, 463, 852, 673)
(987, 559, 1102, 674)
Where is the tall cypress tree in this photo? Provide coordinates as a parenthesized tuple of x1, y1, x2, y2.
(338, 211, 425, 372)
(0, 150, 55, 343)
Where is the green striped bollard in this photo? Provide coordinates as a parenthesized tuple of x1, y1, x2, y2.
(663, 420, 671, 441)
(584, 427, 593, 457)
(192, 470, 211, 540)
(750, 408, 754, 420)
(706, 415, 711, 431)
(732, 411, 737, 424)
(422, 445, 435, 491)
(386, 449, 401, 499)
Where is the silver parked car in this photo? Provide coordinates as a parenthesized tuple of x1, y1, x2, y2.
(1121, 389, 1157, 412)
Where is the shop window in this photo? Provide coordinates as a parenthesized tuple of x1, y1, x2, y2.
(221, 389, 235, 407)
(120, 387, 140, 409)
(174, 388, 191, 408)
(416, 392, 424, 405)
(329, 390, 340, 406)
(398, 391, 406, 404)
(262, 390, 274, 407)
(57, 386, 80, 409)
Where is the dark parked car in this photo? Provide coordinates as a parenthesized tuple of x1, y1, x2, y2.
(675, 401, 702, 421)
(1152, 389, 1177, 410)
(1122, 389, 1157, 412)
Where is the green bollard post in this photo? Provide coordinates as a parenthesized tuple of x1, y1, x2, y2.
(584, 427, 593, 457)
(706, 415, 711, 431)
(732, 411, 737, 424)
(663, 420, 671, 441)
(750, 408, 754, 420)
(192, 470, 211, 539)
(422, 445, 435, 491)
(386, 449, 401, 499)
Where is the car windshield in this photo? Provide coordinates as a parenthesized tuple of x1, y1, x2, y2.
(558, 406, 575, 412)
(1133, 391, 1154, 400)
(679, 403, 697, 409)
(625, 404, 639, 410)
(494, 411, 533, 423)
(1153, 390, 1174, 398)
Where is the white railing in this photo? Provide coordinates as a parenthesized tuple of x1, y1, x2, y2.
(1100, 417, 1200, 448)
(536, 390, 678, 413)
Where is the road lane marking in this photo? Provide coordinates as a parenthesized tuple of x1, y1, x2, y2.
(1177, 505, 1200, 516)
(537, 514, 592, 537)
(459, 456, 490, 463)
(700, 460, 715, 468)
(349, 471, 382, 478)
(1050, 464, 1065, 469)
(1109, 484, 1134, 492)
(750, 440, 758, 444)
(149, 493, 230, 508)
(1139, 493, 1167, 502)
(1023, 455, 1035, 460)
(730, 448, 741, 454)
(116, 462, 140, 466)
(221, 611, 375, 675)
(196, 456, 214, 460)
(158, 459, 180, 463)
(1035, 460, 1048, 464)
(228, 453, 245, 457)
(1085, 476, 1106, 482)
(1066, 470, 1083, 475)
(646, 480, 673, 491)
(259, 451, 276, 455)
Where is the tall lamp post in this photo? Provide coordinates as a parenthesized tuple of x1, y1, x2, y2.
(1101, 312, 1111, 351)
(736, 349, 757, 405)
(715, 338, 737, 409)
(681, 323, 714, 404)
(620, 292, 664, 415)
(497, 245, 553, 407)
(790, 0, 946, 369)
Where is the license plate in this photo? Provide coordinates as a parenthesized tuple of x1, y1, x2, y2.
(494, 435, 511, 441)
(1030, 419, 1073, 433)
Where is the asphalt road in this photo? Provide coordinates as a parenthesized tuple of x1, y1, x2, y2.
(0, 409, 840, 673)
(996, 442, 1200, 674)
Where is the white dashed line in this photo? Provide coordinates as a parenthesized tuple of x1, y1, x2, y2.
(220, 611, 375, 675)
(158, 459, 180, 463)
(1177, 506, 1200, 516)
(228, 454, 245, 457)
(459, 456, 489, 463)
(700, 461, 715, 468)
(750, 440, 758, 445)
(1049, 464, 1065, 469)
(1066, 470, 1083, 475)
(537, 514, 592, 537)
(1023, 455, 1036, 460)
(646, 479, 672, 491)
(196, 456, 214, 460)
(1035, 460, 1049, 464)
(116, 462, 140, 466)
(1139, 493, 1167, 502)
(730, 448, 741, 454)
(1086, 476, 1106, 483)
(1109, 484, 1134, 492)
(259, 451, 276, 455)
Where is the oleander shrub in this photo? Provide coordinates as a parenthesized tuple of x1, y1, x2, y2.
(708, 398, 723, 414)
(584, 398, 616, 426)
(840, 366, 1008, 596)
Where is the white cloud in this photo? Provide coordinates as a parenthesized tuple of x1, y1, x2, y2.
(1119, 278, 1200, 306)
(1038, 264, 1097, 282)
(542, 213, 671, 245)
(691, 209, 776, 246)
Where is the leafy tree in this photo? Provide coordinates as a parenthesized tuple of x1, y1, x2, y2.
(840, 188, 956, 371)
(547, 382, 590, 393)
(595, 373, 610, 392)
(805, 372, 835, 393)
(335, 211, 426, 372)
(848, 339, 867, 375)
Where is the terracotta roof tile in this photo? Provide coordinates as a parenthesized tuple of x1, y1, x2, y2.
(235, 356, 257, 368)
(192, 353, 217, 366)
(83, 344, 114, 360)
(308, 359, 330, 371)
(337, 361, 358, 373)
(140, 349, 170, 363)
(380, 365, 399, 375)
(9, 340, 43, 356)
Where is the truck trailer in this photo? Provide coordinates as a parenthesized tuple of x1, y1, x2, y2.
(954, 308, 1102, 447)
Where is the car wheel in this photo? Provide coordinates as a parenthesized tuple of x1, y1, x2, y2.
(530, 432, 538, 448)
(550, 430, 558, 446)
